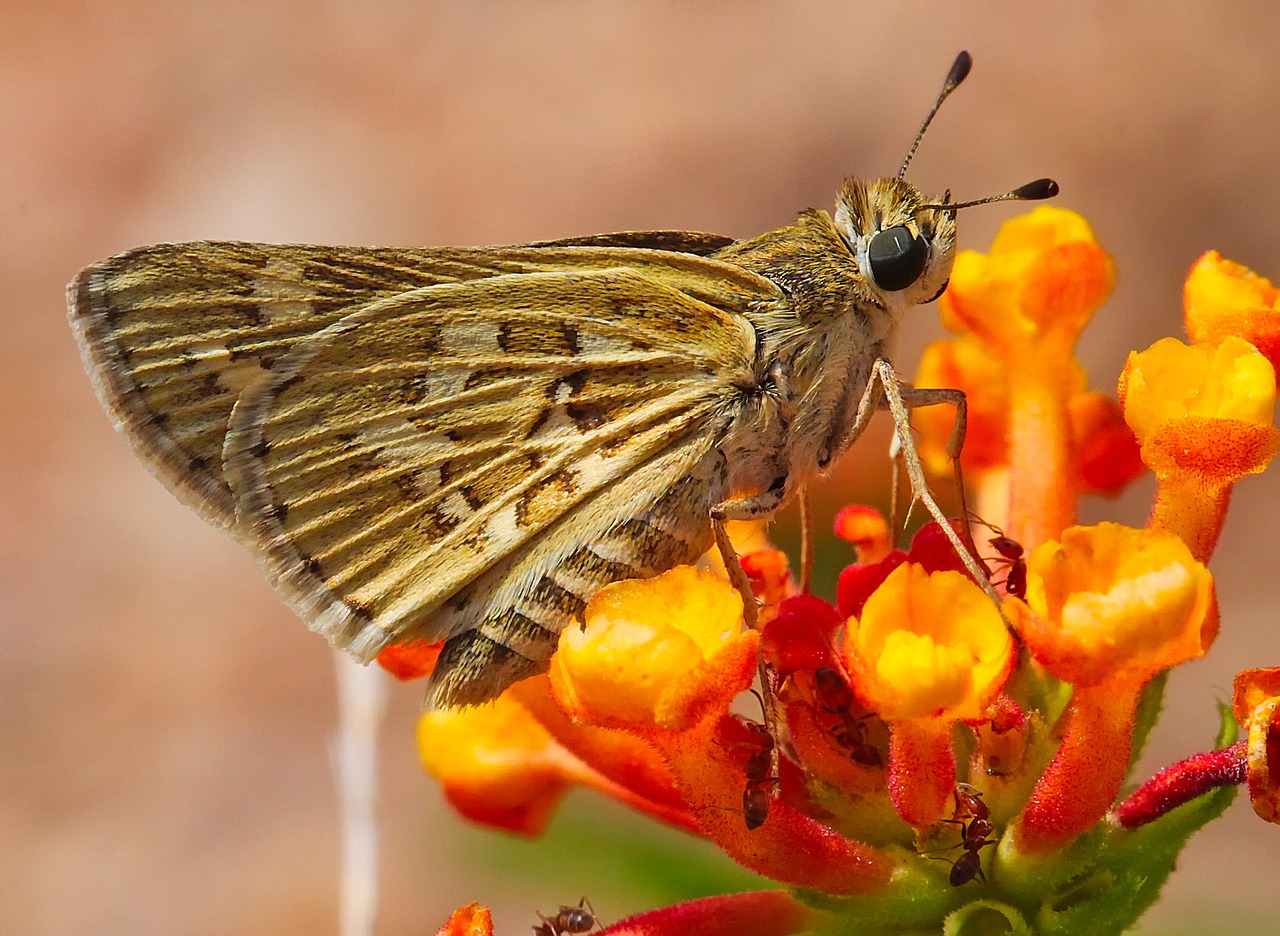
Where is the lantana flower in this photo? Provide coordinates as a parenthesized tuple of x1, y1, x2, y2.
(406, 210, 1279, 936)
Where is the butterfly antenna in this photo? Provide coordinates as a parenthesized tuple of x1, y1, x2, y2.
(898, 50, 973, 180)
(919, 177, 1060, 213)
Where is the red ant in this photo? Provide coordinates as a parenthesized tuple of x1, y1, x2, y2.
(701, 719, 776, 830)
(814, 667, 882, 767)
(935, 783, 996, 886)
(968, 517, 1027, 599)
(533, 898, 599, 936)
(739, 715, 777, 830)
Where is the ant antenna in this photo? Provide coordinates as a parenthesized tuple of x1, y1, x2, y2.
(920, 178, 1060, 213)
(898, 51, 973, 180)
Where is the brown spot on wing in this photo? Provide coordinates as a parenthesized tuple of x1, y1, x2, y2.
(426, 631, 541, 709)
(416, 508, 461, 540)
(515, 469, 578, 528)
(563, 546, 638, 583)
(345, 597, 373, 621)
(526, 576, 588, 619)
(565, 400, 606, 431)
(496, 318, 581, 356)
(457, 453, 543, 513)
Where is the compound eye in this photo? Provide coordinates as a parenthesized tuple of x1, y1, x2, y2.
(868, 225, 929, 292)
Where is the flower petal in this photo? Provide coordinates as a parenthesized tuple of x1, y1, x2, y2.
(844, 563, 1013, 722)
(1014, 523, 1215, 686)
(436, 903, 493, 936)
(417, 685, 572, 836)
(1185, 251, 1280, 371)
(549, 566, 755, 732)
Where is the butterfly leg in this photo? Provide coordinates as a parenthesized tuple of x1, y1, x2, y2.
(711, 480, 787, 770)
(875, 361, 1001, 605)
(893, 383, 985, 571)
(797, 484, 814, 594)
(709, 477, 787, 630)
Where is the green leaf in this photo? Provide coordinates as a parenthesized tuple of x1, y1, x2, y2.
(1127, 670, 1169, 773)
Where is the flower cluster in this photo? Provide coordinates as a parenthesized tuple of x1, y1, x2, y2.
(402, 209, 1280, 936)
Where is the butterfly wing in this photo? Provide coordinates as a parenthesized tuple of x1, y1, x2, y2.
(526, 230, 734, 254)
(68, 235, 735, 530)
(214, 256, 780, 704)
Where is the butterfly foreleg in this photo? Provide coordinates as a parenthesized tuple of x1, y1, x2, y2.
(875, 360, 1000, 605)
(893, 382, 984, 568)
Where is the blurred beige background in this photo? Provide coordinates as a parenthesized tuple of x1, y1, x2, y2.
(5, 2, 1280, 934)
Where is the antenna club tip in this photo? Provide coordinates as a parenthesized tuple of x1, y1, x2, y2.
(949, 51, 973, 86)
(1017, 178, 1060, 201)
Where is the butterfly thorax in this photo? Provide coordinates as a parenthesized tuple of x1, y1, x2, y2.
(710, 176, 956, 501)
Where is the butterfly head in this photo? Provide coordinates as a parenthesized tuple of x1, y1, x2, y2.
(834, 177, 957, 311)
(832, 51, 1058, 314)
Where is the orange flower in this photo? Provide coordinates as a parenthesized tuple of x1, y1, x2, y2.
(549, 567, 891, 893)
(842, 562, 1013, 826)
(1120, 336, 1280, 560)
(844, 563, 1013, 722)
(940, 207, 1112, 350)
(1185, 251, 1280, 370)
(832, 504, 892, 563)
(1014, 523, 1216, 687)
(418, 678, 700, 836)
(923, 206, 1123, 546)
(549, 566, 757, 733)
(417, 686, 575, 836)
(1121, 336, 1276, 446)
(1007, 523, 1216, 852)
(1234, 668, 1280, 823)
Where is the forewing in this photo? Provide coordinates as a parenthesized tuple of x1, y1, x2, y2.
(223, 261, 779, 675)
(526, 230, 735, 254)
(68, 237, 744, 529)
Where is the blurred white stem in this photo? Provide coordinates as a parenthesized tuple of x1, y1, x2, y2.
(332, 652, 388, 936)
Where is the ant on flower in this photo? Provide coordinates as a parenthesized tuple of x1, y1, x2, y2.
(968, 515, 1027, 600)
(738, 695, 779, 830)
(931, 783, 997, 886)
(813, 667, 882, 767)
(533, 898, 599, 936)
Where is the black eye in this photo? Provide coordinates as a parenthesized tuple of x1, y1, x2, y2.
(867, 225, 928, 292)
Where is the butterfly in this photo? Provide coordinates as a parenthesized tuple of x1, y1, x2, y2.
(68, 51, 1054, 707)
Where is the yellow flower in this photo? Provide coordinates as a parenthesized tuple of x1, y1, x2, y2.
(842, 561, 1014, 829)
(1185, 251, 1280, 370)
(549, 566, 757, 732)
(924, 206, 1120, 548)
(844, 562, 1012, 721)
(1122, 336, 1276, 440)
(1120, 336, 1280, 560)
(417, 688, 573, 836)
(1014, 522, 1215, 686)
(940, 206, 1113, 351)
